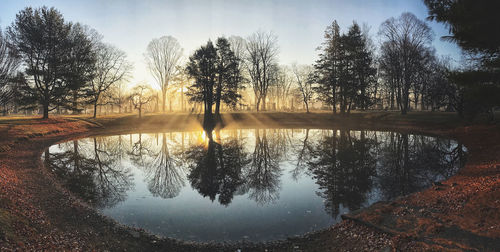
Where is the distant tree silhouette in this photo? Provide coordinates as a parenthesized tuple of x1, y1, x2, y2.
(129, 84, 153, 118)
(378, 13, 433, 115)
(144, 36, 183, 113)
(246, 31, 279, 111)
(292, 64, 314, 113)
(0, 27, 21, 115)
(88, 43, 131, 118)
(186, 41, 217, 129)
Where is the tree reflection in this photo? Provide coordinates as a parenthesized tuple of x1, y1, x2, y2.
(46, 129, 466, 215)
(46, 137, 133, 208)
(244, 129, 283, 205)
(127, 133, 187, 199)
(128, 133, 152, 166)
(143, 133, 185, 199)
(186, 131, 250, 206)
(377, 133, 466, 200)
(307, 130, 377, 217)
(291, 129, 313, 180)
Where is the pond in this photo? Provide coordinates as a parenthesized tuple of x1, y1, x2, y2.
(44, 128, 466, 242)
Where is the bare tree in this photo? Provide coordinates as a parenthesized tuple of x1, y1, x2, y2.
(144, 36, 183, 113)
(292, 64, 314, 113)
(130, 84, 153, 118)
(246, 31, 279, 111)
(89, 43, 132, 118)
(379, 12, 433, 115)
(273, 65, 294, 110)
(228, 36, 247, 65)
(0, 27, 20, 114)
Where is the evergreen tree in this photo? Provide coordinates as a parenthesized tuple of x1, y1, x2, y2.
(314, 21, 341, 114)
(424, 0, 500, 120)
(186, 38, 242, 130)
(7, 7, 96, 118)
(314, 21, 376, 115)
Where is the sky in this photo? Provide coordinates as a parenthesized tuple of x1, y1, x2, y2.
(0, 0, 462, 87)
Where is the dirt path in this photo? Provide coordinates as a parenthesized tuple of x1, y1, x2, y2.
(0, 113, 498, 251)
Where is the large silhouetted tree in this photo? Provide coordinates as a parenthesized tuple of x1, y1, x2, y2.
(214, 37, 243, 121)
(186, 38, 242, 130)
(66, 24, 97, 114)
(314, 20, 341, 114)
(186, 41, 217, 129)
(7, 7, 95, 118)
(424, 0, 500, 119)
(314, 22, 376, 114)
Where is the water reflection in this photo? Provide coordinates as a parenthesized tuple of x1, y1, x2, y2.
(46, 137, 133, 208)
(130, 133, 185, 199)
(45, 129, 466, 242)
(376, 133, 466, 200)
(185, 131, 250, 205)
(245, 129, 283, 205)
(307, 130, 378, 217)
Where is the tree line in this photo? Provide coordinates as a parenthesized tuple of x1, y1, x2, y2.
(0, 2, 498, 121)
(1, 7, 132, 119)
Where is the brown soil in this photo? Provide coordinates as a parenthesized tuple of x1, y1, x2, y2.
(0, 112, 498, 251)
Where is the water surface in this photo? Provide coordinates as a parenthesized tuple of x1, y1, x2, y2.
(45, 128, 466, 242)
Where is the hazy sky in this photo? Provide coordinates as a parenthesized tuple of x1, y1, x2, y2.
(0, 0, 462, 86)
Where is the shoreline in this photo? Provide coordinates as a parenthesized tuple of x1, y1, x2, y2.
(1, 112, 499, 251)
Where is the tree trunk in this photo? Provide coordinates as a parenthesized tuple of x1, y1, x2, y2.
(420, 93, 425, 111)
(390, 88, 395, 110)
(43, 100, 49, 119)
(181, 85, 185, 112)
(93, 102, 98, 118)
(72, 90, 79, 115)
(215, 78, 222, 122)
(162, 89, 166, 113)
(414, 93, 418, 111)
